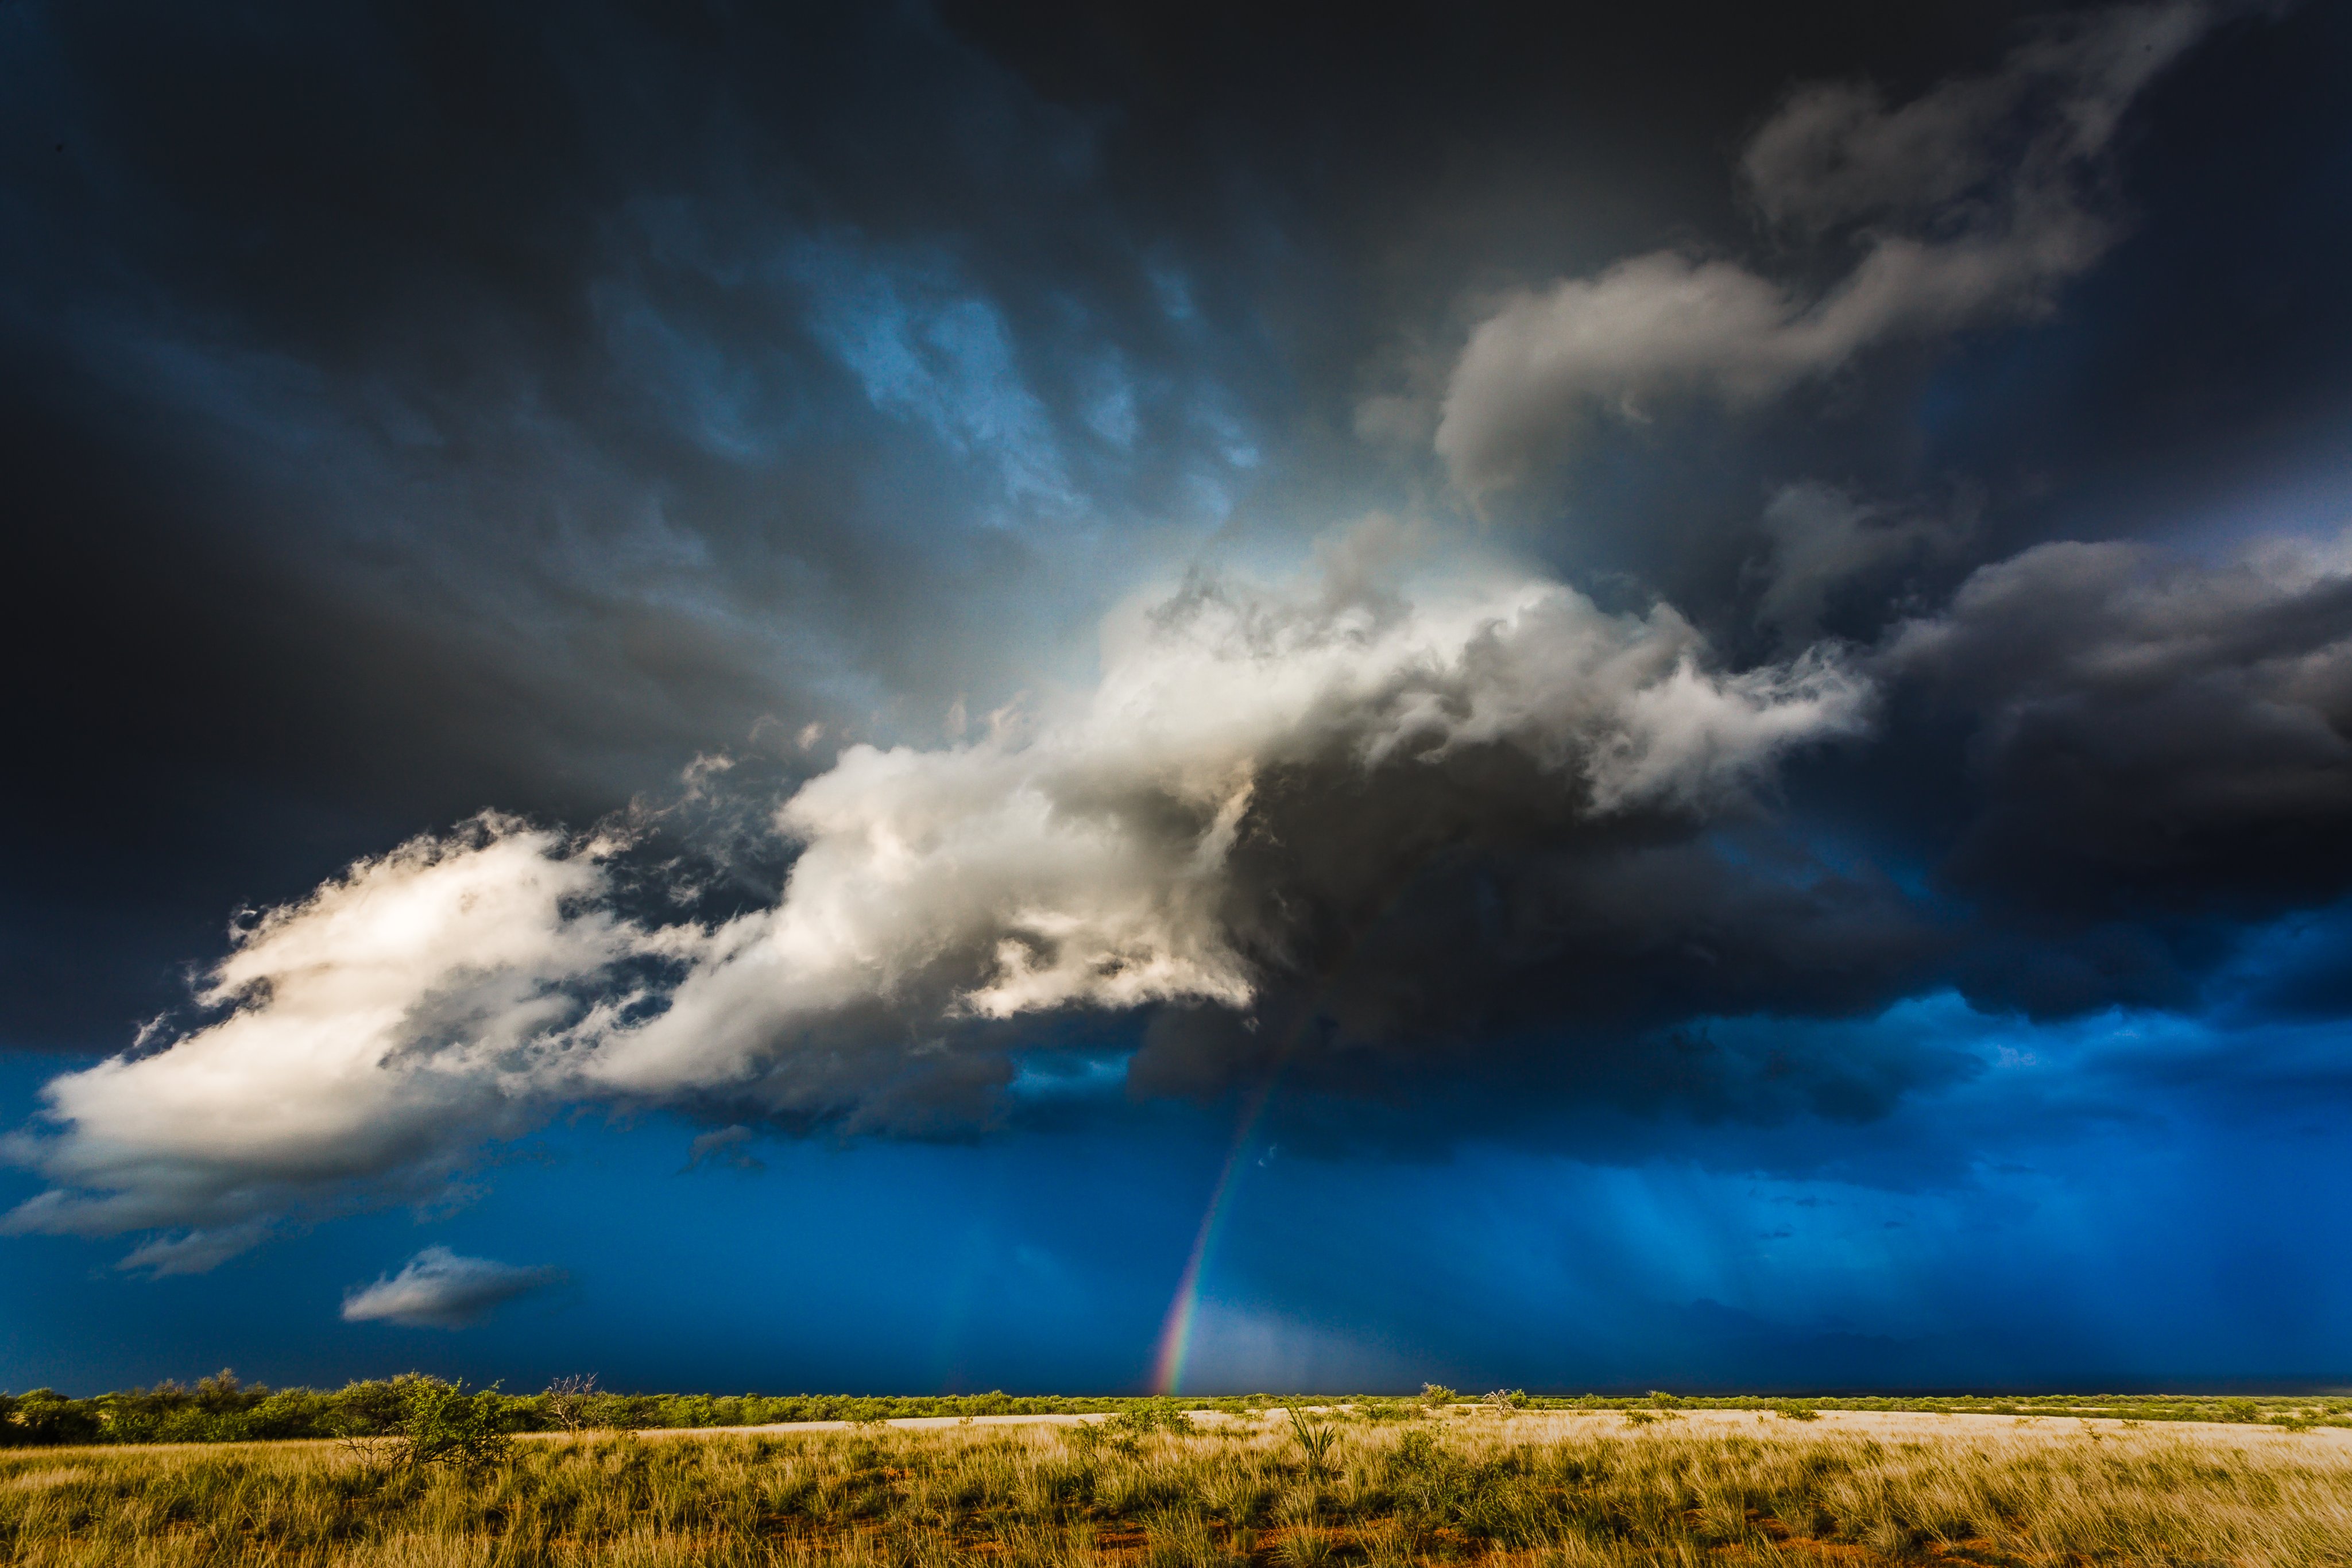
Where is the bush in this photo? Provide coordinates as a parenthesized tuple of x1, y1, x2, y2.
(383, 1379, 520, 1470)
(2, 1389, 101, 1447)
(1109, 1397, 1190, 1437)
(331, 1377, 421, 1437)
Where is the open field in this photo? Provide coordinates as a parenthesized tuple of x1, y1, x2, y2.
(10, 1379, 2350, 1446)
(7, 1404, 2352, 1566)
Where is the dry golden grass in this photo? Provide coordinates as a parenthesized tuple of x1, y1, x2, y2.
(5, 1405, 2349, 1566)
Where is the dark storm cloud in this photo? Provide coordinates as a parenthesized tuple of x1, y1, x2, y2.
(13, 0, 2283, 1054)
(1884, 537, 2352, 1015)
(7, 0, 2352, 1269)
(1127, 753, 1947, 1117)
(1131, 533, 2352, 1117)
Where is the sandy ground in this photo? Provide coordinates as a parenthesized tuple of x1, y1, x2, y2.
(25, 1403, 2349, 1455)
(603, 1404, 2352, 1449)
(597, 1412, 1119, 1440)
(1526, 1406, 2352, 1449)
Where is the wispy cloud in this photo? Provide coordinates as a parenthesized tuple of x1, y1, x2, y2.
(113, 1218, 274, 1279)
(682, 1124, 764, 1172)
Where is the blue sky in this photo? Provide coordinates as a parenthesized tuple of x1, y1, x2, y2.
(7, 987, 2349, 1395)
(5, 0, 2352, 1396)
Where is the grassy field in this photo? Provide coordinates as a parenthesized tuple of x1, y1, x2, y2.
(6, 1404, 2351, 1566)
(11, 1376, 2351, 1448)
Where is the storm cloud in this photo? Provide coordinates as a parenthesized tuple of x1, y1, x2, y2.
(6, 546, 1869, 1249)
(6, 0, 2352, 1312)
(22, 513, 2352, 1265)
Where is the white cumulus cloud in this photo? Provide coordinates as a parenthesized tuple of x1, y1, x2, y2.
(1, 818, 655, 1245)
(341, 1246, 565, 1329)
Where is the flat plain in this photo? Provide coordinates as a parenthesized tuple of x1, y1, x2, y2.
(8, 1404, 2352, 1566)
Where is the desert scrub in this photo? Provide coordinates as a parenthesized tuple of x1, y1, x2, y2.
(5, 1413, 2352, 1565)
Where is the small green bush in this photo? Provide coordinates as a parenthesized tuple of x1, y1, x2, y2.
(352, 1378, 523, 1471)
(1, 1389, 101, 1447)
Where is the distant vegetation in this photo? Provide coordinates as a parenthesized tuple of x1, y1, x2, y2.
(5, 1370, 2350, 1448)
(7, 1401, 2352, 1566)
(5, 1372, 1144, 1447)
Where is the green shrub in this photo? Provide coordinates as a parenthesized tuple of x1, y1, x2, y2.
(1109, 1397, 1190, 1437)
(368, 1378, 521, 1470)
(2, 1389, 100, 1446)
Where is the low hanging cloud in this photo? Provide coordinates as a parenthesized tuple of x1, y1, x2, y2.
(1, 544, 1869, 1263)
(1432, 1, 2219, 498)
(341, 1246, 566, 1329)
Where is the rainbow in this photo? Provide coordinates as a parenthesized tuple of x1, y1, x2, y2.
(1150, 898, 1410, 1395)
(1150, 1075, 1280, 1395)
